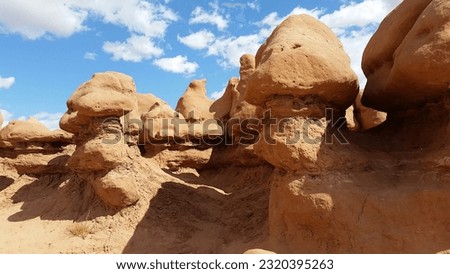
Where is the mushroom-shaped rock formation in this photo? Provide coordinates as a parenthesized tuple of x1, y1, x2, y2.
(176, 79, 214, 122)
(61, 71, 142, 208)
(0, 118, 74, 175)
(246, 15, 359, 116)
(248, 15, 360, 172)
(362, 0, 450, 111)
(1, 118, 72, 143)
(141, 99, 185, 143)
(60, 71, 137, 134)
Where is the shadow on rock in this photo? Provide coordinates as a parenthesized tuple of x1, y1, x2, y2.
(124, 166, 273, 253)
(8, 174, 113, 222)
(0, 176, 14, 192)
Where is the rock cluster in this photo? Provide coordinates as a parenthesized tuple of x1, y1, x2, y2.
(1, 2, 449, 253)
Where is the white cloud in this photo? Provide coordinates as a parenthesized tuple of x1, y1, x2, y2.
(0, 110, 62, 130)
(221, 1, 260, 11)
(0, 109, 13, 128)
(153, 55, 199, 75)
(103, 35, 163, 62)
(222, 2, 246, 9)
(78, 0, 178, 38)
(0, 0, 87, 40)
(195, 6, 325, 68)
(83, 52, 97, 60)
(0, 0, 178, 40)
(0, 76, 15, 89)
(258, 7, 325, 28)
(339, 29, 374, 86)
(31, 112, 64, 130)
(319, 0, 402, 85)
(210, 88, 225, 100)
(189, 5, 229, 31)
(0, 0, 178, 63)
(180, 0, 401, 81)
(320, 0, 401, 34)
(177, 30, 216, 50)
(247, 1, 260, 11)
(207, 34, 262, 68)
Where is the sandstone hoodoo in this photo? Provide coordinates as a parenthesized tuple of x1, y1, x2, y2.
(176, 79, 214, 122)
(0, 1, 449, 254)
(210, 77, 237, 121)
(60, 72, 142, 208)
(246, 14, 360, 172)
(362, 0, 450, 111)
(246, 14, 359, 115)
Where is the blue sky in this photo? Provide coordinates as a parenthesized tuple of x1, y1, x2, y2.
(0, 0, 401, 129)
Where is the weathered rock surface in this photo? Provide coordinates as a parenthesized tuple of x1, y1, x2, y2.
(176, 79, 214, 122)
(362, 0, 450, 111)
(246, 15, 359, 113)
(227, 54, 262, 140)
(1, 118, 72, 143)
(353, 91, 387, 131)
(1, 3, 450, 254)
(0, 118, 74, 175)
(60, 71, 137, 133)
(61, 72, 141, 208)
(210, 78, 238, 120)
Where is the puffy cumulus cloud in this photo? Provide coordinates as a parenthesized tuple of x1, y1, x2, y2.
(189, 2, 229, 31)
(207, 34, 262, 68)
(103, 35, 163, 62)
(0, 0, 178, 63)
(0, 0, 87, 40)
(179, 31, 262, 68)
(0, 0, 178, 40)
(30, 112, 64, 130)
(153, 55, 199, 75)
(76, 0, 178, 38)
(179, 0, 401, 78)
(318, 0, 402, 84)
(339, 28, 375, 86)
(0, 76, 15, 89)
(177, 30, 216, 50)
(180, 5, 325, 69)
(321, 0, 402, 34)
